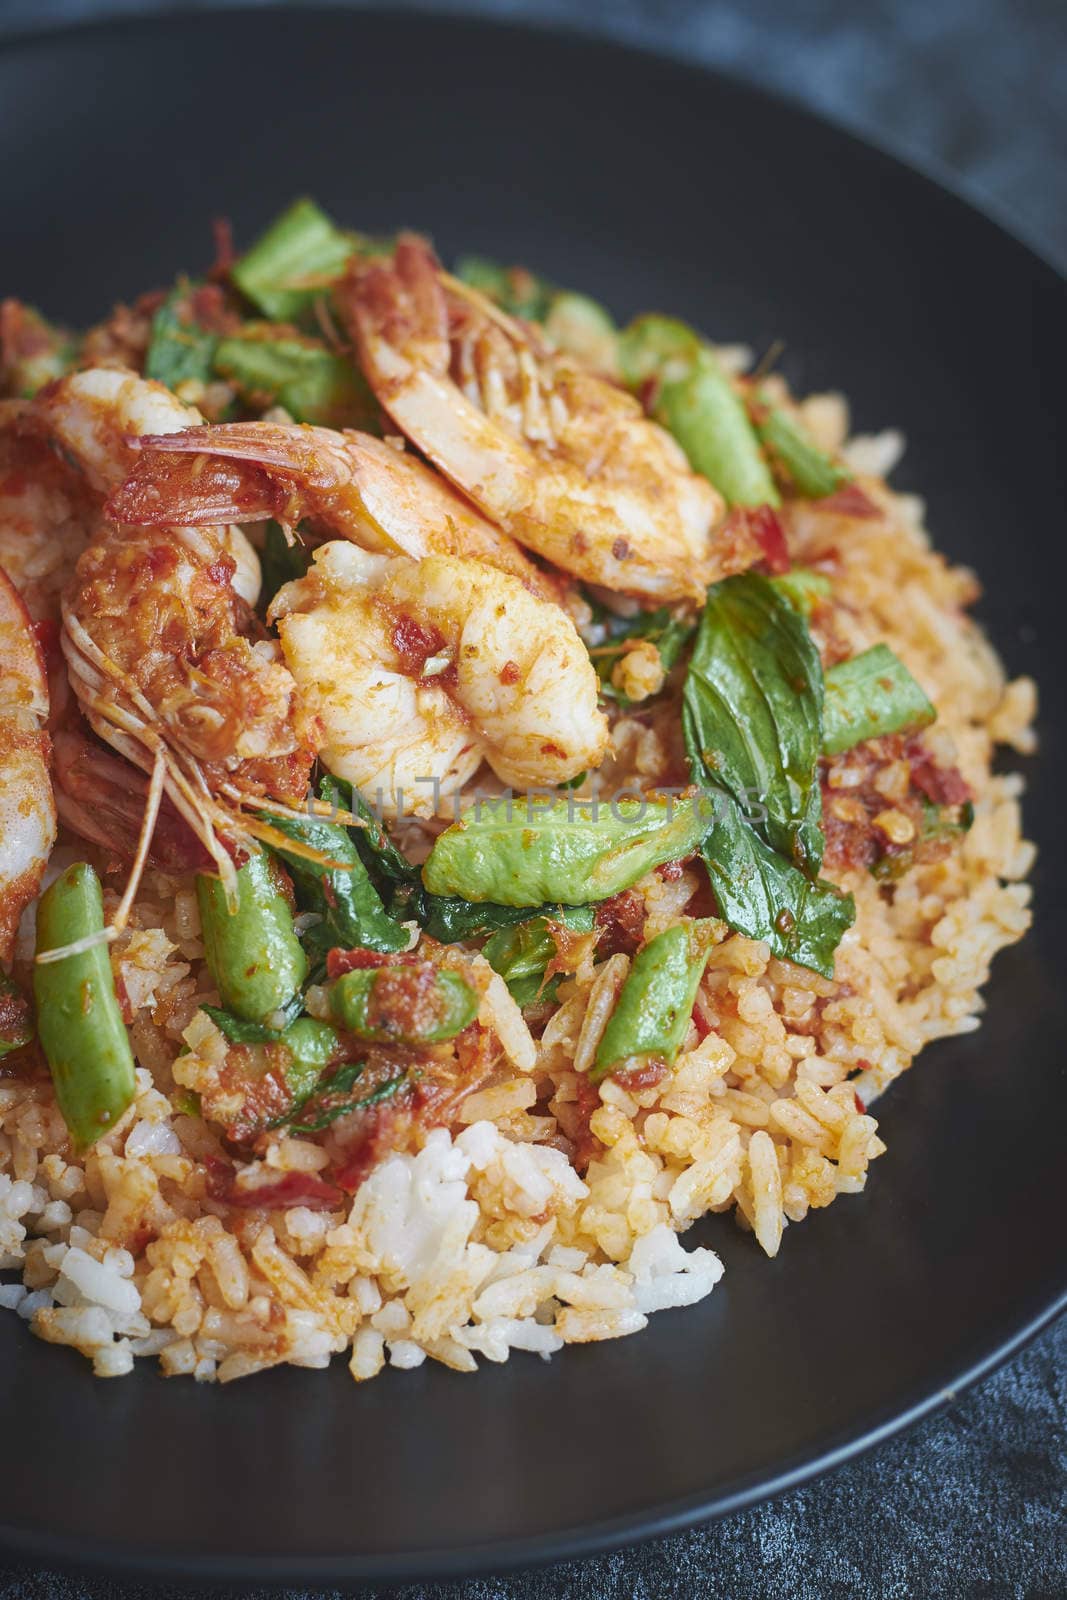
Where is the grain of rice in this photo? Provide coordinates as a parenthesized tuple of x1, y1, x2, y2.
(572, 954, 630, 1074)
(747, 1131, 784, 1258)
(474, 960, 537, 1072)
(457, 1078, 537, 1124)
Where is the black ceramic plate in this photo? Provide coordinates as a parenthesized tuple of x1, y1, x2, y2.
(0, 8, 1064, 1584)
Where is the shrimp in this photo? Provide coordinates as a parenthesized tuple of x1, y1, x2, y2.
(31, 371, 320, 890)
(27, 369, 262, 605)
(341, 235, 729, 601)
(62, 520, 319, 878)
(270, 542, 608, 816)
(0, 564, 56, 960)
(107, 420, 557, 599)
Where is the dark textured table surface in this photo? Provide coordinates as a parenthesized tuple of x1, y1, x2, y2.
(2, 2, 1065, 1595)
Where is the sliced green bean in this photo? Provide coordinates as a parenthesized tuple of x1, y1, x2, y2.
(453, 255, 555, 320)
(617, 314, 703, 389)
(33, 864, 136, 1148)
(197, 853, 308, 1025)
(0, 302, 78, 396)
(280, 1017, 343, 1092)
(232, 198, 354, 323)
(822, 645, 936, 755)
(201, 1006, 342, 1106)
(201, 1001, 339, 1061)
(330, 966, 478, 1045)
(310, 781, 544, 944)
(200, 1005, 343, 1117)
(656, 351, 780, 508)
(453, 259, 617, 367)
(618, 315, 778, 508)
(757, 405, 849, 499)
(771, 566, 833, 617)
(542, 292, 617, 370)
(0, 972, 33, 1058)
(592, 921, 716, 1081)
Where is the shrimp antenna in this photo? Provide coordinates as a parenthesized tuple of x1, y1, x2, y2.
(40, 744, 169, 963)
(61, 603, 351, 909)
(110, 742, 166, 935)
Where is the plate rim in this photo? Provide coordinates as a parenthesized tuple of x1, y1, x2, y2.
(0, 5, 1064, 1582)
(0, 1297, 1063, 1584)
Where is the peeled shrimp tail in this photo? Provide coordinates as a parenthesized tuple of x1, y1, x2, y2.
(111, 421, 354, 531)
(111, 420, 558, 596)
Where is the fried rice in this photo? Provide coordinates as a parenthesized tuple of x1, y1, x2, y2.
(0, 396, 1035, 1381)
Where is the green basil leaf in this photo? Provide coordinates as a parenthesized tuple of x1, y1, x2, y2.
(144, 280, 221, 390)
(286, 1066, 407, 1135)
(268, 1057, 363, 1131)
(483, 906, 595, 1004)
(340, 785, 421, 887)
(265, 775, 409, 956)
(508, 973, 562, 1008)
(683, 571, 825, 876)
(200, 1005, 278, 1044)
(397, 890, 543, 943)
(700, 793, 854, 978)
